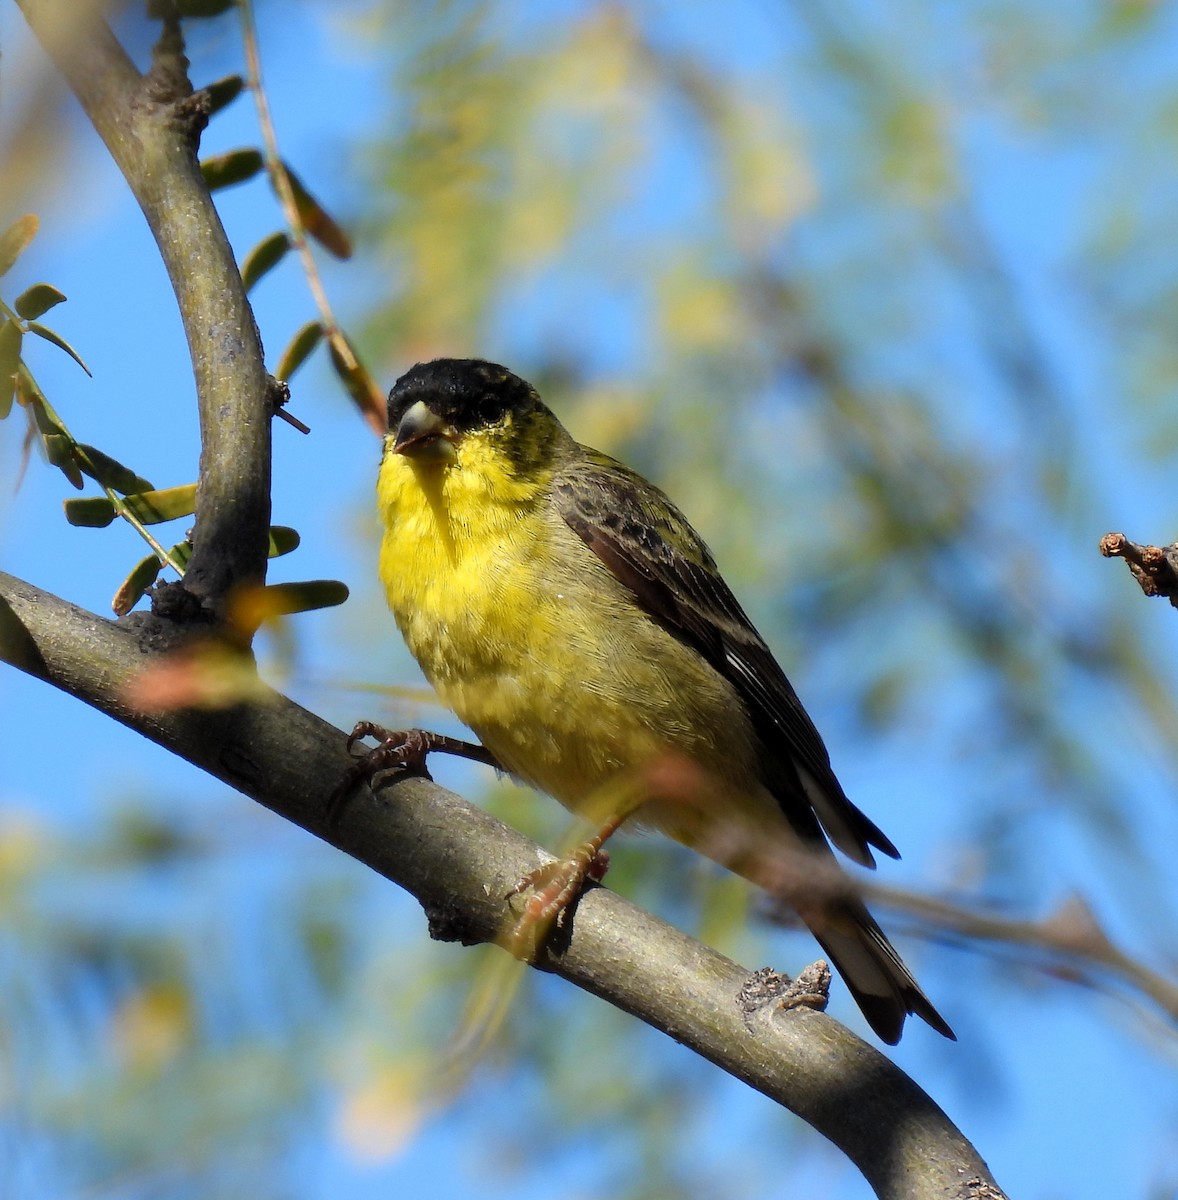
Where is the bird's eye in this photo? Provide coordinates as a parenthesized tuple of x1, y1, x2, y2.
(473, 391, 508, 425)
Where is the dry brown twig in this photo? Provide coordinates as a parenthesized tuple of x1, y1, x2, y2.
(1100, 531, 1178, 608)
(755, 841, 1178, 1027)
(867, 884, 1178, 1028)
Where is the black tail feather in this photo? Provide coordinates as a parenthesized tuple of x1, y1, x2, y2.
(812, 898, 955, 1044)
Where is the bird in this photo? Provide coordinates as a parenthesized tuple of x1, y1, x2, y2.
(345, 356, 953, 1044)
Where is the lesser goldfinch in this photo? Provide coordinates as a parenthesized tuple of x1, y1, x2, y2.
(353, 357, 952, 1044)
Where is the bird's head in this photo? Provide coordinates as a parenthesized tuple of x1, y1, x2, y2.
(385, 358, 560, 472)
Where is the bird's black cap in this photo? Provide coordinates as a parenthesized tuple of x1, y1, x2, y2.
(387, 359, 543, 433)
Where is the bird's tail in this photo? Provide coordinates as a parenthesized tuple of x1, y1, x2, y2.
(810, 896, 955, 1044)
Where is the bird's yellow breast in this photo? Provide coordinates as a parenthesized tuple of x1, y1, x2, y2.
(377, 434, 758, 825)
(378, 434, 562, 711)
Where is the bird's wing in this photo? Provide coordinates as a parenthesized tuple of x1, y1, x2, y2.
(553, 448, 898, 867)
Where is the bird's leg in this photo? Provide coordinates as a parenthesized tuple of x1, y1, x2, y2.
(504, 812, 627, 956)
(327, 721, 501, 825)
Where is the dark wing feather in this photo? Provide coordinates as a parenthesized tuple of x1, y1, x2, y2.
(553, 448, 898, 867)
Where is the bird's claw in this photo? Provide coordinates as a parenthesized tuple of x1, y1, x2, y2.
(343, 722, 435, 774)
(326, 723, 436, 826)
(506, 847, 611, 920)
(503, 845, 611, 959)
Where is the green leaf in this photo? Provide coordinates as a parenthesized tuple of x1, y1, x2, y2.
(168, 540, 193, 571)
(200, 148, 264, 191)
(20, 369, 71, 442)
(259, 579, 350, 616)
(277, 163, 352, 259)
(328, 333, 385, 428)
(204, 74, 245, 116)
(24, 377, 59, 434)
(0, 320, 21, 420)
(123, 483, 199, 525)
(112, 555, 164, 617)
(74, 444, 154, 494)
(42, 434, 83, 489)
(63, 496, 117, 527)
(241, 232, 291, 292)
(275, 321, 324, 380)
(267, 525, 301, 557)
(14, 283, 66, 321)
(26, 322, 91, 376)
(0, 214, 38, 278)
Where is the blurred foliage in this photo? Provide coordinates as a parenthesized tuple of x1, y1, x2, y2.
(361, 0, 1178, 900)
(7, 0, 1178, 1198)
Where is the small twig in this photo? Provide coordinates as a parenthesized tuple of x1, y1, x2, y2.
(238, 0, 385, 434)
(238, 2, 324, 313)
(267, 376, 310, 434)
(102, 485, 188, 575)
(871, 882, 1178, 1026)
(756, 845, 1178, 1027)
(1100, 531, 1178, 608)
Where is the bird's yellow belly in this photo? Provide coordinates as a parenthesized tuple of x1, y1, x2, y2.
(377, 459, 756, 827)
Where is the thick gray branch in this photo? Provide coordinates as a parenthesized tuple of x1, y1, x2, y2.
(0, 572, 1006, 1200)
(16, 0, 271, 607)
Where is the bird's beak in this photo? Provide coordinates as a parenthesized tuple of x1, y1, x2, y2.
(392, 400, 459, 462)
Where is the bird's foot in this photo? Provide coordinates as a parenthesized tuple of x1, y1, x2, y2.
(507, 845, 611, 923)
(503, 821, 621, 957)
(326, 722, 498, 825)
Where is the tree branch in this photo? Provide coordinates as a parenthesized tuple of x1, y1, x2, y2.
(765, 864, 1178, 1027)
(7, 8, 1007, 1195)
(1099, 531, 1178, 608)
(0, 570, 1005, 1200)
(16, 0, 272, 610)
(868, 883, 1178, 1027)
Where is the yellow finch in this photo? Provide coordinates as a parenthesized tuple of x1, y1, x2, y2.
(351, 357, 952, 1044)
